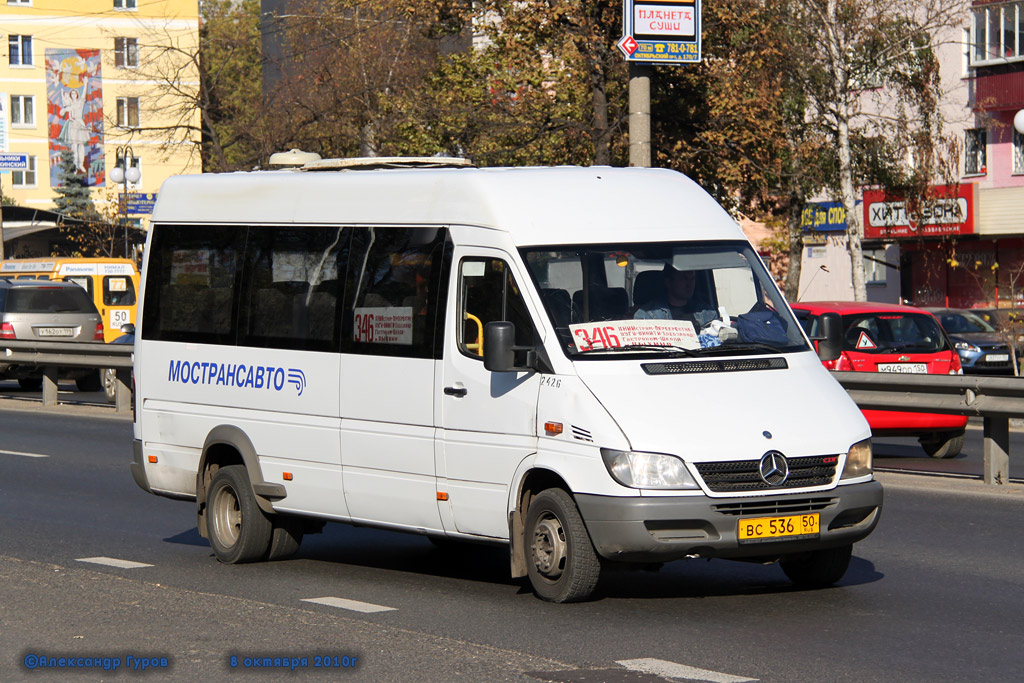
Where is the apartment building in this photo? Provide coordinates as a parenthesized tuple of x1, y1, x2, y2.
(1, 0, 200, 254)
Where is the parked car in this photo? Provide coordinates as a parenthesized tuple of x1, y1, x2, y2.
(792, 301, 968, 458)
(924, 308, 1015, 375)
(0, 279, 105, 391)
(973, 307, 1024, 364)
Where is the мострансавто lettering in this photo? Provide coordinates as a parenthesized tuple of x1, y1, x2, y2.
(168, 360, 307, 395)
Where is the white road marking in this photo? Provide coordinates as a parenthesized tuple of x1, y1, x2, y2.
(301, 597, 396, 613)
(617, 658, 758, 682)
(76, 557, 153, 569)
(0, 449, 50, 458)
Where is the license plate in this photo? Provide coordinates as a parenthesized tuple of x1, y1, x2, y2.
(738, 513, 819, 543)
(36, 327, 74, 337)
(987, 354, 1010, 362)
(877, 363, 927, 373)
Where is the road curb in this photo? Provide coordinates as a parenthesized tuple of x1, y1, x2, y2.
(875, 470, 1024, 497)
(0, 397, 128, 421)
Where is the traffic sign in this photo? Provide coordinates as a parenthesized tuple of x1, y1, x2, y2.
(618, 0, 701, 64)
(0, 153, 28, 171)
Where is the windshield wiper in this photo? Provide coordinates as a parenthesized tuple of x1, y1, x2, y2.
(576, 344, 701, 357)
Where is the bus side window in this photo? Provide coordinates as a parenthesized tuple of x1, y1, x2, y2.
(342, 227, 449, 360)
(457, 258, 534, 359)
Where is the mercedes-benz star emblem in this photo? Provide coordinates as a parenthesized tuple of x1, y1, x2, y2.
(759, 451, 789, 486)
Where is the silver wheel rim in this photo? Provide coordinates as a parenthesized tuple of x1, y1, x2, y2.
(531, 512, 567, 580)
(211, 484, 241, 548)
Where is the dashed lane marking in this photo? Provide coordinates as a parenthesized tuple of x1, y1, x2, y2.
(0, 449, 50, 458)
(76, 557, 154, 569)
(616, 658, 758, 682)
(301, 597, 397, 613)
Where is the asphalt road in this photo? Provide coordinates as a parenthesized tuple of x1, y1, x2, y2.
(1, 403, 1024, 681)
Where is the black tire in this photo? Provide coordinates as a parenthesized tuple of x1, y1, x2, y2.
(266, 517, 303, 561)
(75, 371, 103, 392)
(18, 378, 42, 391)
(780, 544, 852, 587)
(919, 430, 965, 459)
(524, 489, 601, 603)
(206, 465, 272, 564)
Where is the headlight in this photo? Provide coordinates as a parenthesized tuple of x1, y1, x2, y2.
(600, 449, 699, 489)
(954, 341, 980, 353)
(840, 439, 872, 480)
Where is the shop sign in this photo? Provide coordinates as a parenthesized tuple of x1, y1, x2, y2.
(863, 185, 974, 238)
(801, 202, 847, 232)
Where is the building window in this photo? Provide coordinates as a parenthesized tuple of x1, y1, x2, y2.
(965, 128, 987, 175)
(113, 0, 137, 9)
(11, 155, 36, 187)
(8, 34, 32, 66)
(863, 248, 890, 286)
(1015, 129, 1024, 175)
(971, 2, 1024, 65)
(116, 97, 139, 128)
(10, 95, 34, 127)
(114, 38, 139, 68)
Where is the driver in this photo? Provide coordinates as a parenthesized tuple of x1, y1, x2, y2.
(634, 266, 713, 329)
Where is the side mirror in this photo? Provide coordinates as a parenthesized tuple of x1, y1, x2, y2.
(483, 321, 536, 372)
(815, 312, 842, 362)
(120, 323, 136, 335)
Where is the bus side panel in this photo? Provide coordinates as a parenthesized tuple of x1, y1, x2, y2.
(137, 341, 347, 517)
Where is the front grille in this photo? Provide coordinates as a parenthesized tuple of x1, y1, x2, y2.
(713, 496, 838, 517)
(694, 455, 837, 493)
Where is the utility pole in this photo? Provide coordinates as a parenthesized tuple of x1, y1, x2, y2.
(628, 63, 652, 168)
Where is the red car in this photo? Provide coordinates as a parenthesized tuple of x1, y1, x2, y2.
(792, 301, 967, 458)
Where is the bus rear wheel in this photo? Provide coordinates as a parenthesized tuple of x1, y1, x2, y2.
(207, 465, 272, 564)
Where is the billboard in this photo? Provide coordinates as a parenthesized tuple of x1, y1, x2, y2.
(618, 0, 701, 64)
(46, 48, 105, 187)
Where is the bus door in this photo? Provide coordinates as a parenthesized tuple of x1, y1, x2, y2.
(437, 250, 540, 538)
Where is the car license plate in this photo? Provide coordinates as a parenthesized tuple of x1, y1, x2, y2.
(877, 363, 927, 373)
(36, 327, 74, 337)
(738, 513, 819, 543)
(987, 354, 1009, 362)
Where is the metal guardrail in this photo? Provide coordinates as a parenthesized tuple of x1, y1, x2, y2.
(0, 342, 1019, 482)
(832, 371, 1024, 485)
(1, 340, 133, 414)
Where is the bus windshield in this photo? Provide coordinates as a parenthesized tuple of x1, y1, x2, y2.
(521, 240, 808, 358)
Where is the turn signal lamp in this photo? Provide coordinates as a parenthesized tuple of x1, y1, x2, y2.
(949, 352, 963, 375)
(93, 323, 105, 341)
(436, 492, 449, 501)
(544, 421, 563, 436)
(147, 455, 158, 463)
(283, 472, 293, 481)
(0, 322, 14, 339)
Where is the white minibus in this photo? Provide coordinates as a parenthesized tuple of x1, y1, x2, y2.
(131, 159, 881, 602)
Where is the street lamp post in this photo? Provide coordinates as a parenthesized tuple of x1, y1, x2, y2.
(108, 145, 141, 259)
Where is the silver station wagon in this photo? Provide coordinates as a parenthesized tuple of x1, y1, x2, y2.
(0, 279, 105, 390)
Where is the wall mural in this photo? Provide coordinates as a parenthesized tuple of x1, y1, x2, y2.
(46, 48, 105, 187)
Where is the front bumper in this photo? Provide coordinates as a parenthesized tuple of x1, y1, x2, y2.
(576, 480, 882, 563)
